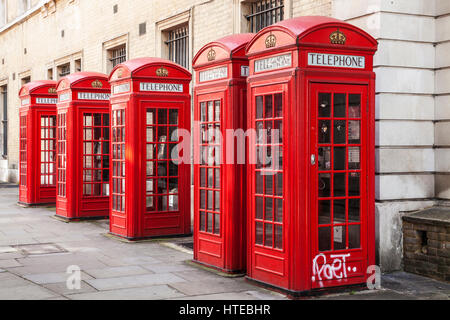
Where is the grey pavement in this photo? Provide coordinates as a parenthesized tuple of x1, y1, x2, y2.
(0, 187, 448, 300)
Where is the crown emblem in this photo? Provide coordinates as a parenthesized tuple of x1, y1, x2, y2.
(330, 29, 346, 45)
(91, 80, 103, 88)
(48, 88, 57, 94)
(207, 49, 216, 61)
(156, 67, 169, 77)
(265, 34, 277, 48)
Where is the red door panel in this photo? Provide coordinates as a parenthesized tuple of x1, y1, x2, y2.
(309, 83, 368, 289)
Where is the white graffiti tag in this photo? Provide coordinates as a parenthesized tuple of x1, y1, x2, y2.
(312, 253, 352, 282)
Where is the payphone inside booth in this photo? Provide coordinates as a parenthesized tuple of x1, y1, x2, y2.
(18, 81, 58, 206)
(245, 16, 377, 294)
(192, 34, 253, 273)
(55, 72, 111, 220)
(108, 58, 191, 240)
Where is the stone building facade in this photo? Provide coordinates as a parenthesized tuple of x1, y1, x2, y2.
(0, 0, 448, 272)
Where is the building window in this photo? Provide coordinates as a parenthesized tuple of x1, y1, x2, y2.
(75, 59, 82, 72)
(0, 85, 7, 158)
(245, 0, 284, 33)
(47, 68, 54, 80)
(108, 45, 126, 71)
(58, 63, 70, 79)
(165, 25, 189, 68)
(21, 76, 30, 86)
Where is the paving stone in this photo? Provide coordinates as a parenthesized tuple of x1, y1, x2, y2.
(43, 280, 97, 296)
(0, 246, 17, 253)
(0, 259, 22, 268)
(120, 256, 164, 265)
(23, 271, 93, 285)
(173, 269, 225, 282)
(0, 285, 58, 300)
(66, 285, 185, 300)
(169, 278, 257, 296)
(173, 290, 286, 300)
(0, 272, 37, 288)
(84, 266, 151, 279)
(85, 273, 187, 291)
(142, 262, 195, 274)
(0, 268, 5, 273)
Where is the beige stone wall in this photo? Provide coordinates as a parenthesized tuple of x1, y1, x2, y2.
(293, 0, 332, 16)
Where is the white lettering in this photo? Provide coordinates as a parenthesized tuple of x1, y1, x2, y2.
(199, 67, 228, 82)
(112, 83, 130, 95)
(36, 98, 58, 104)
(254, 53, 292, 73)
(308, 53, 365, 69)
(140, 82, 183, 93)
(77, 92, 111, 101)
(312, 253, 352, 282)
(58, 93, 70, 102)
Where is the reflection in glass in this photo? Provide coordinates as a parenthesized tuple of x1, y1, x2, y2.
(348, 173, 360, 196)
(318, 200, 331, 225)
(158, 109, 167, 124)
(334, 173, 346, 197)
(333, 225, 346, 250)
(200, 211, 206, 231)
(207, 213, 213, 233)
(208, 101, 214, 122)
(255, 197, 263, 219)
(256, 96, 263, 119)
(214, 168, 220, 188)
(200, 168, 205, 187)
(348, 199, 360, 222)
(334, 93, 346, 117)
(207, 168, 213, 187)
(256, 222, 263, 245)
(214, 191, 220, 211)
(214, 214, 220, 234)
(200, 103, 206, 122)
(264, 95, 273, 118)
(334, 120, 346, 144)
(275, 173, 282, 196)
(348, 147, 360, 169)
(275, 198, 282, 223)
(333, 199, 346, 223)
(319, 120, 330, 143)
(318, 93, 331, 117)
(348, 121, 360, 144)
(348, 224, 361, 248)
(264, 224, 273, 247)
(214, 101, 220, 121)
(256, 171, 263, 194)
(319, 227, 331, 251)
(275, 225, 282, 249)
(275, 94, 282, 118)
(264, 175, 273, 195)
(169, 109, 178, 124)
(265, 198, 273, 221)
(207, 190, 213, 210)
(349, 94, 361, 118)
(318, 173, 330, 197)
(318, 147, 331, 170)
(200, 190, 206, 209)
(334, 147, 346, 170)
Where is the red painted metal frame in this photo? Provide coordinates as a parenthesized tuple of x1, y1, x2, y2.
(245, 16, 377, 294)
(108, 58, 191, 240)
(55, 72, 111, 220)
(18, 81, 58, 206)
(192, 34, 253, 273)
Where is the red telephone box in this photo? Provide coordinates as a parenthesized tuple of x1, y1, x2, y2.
(245, 16, 377, 294)
(18, 81, 58, 206)
(55, 72, 111, 220)
(192, 34, 253, 273)
(108, 58, 191, 239)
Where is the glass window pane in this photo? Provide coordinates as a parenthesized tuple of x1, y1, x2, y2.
(214, 101, 220, 122)
(214, 214, 220, 234)
(334, 147, 346, 170)
(348, 120, 360, 144)
(214, 168, 220, 188)
(274, 93, 282, 118)
(169, 109, 178, 124)
(275, 198, 282, 223)
(334, 93, 346, 117)
(264, 95, 273, 118)
(207, 190, 213, 210)
(158, 109, 167, 124)
(275, 173, 282, 196)
(318, 200, 331, 225)
(214, 191, 220, 211)
(264, 174, 273, 195)
(200, 190, 206, 209)
(319, 227, 331, 251)
(256, 171, 263, 194)
(348, 224, 361, 248)
(200, 168, 206, 187)
(333, 225, 346, 250)
(333, 173, 346, 197)
(208, 101, 214, 122)
(256, 222, 263, 245)
(274, 225, 283, 249)
(169, 178, 178, 192)
(256, 96, 263, 119)
(200, 211, 206, 231)
(318, 147, 331, 170)
(207, 213, 213, 233)
(334, 120, 346, 144)
(207, 168, 213, 187)
(348, 172, 360, 196)
(349, 94, 361, 118)
(318, 93, 331, 117)
(200, 103, 206, 122)
(319, 173, 330, 197)
(349, 199, 360, 222)
(169, 194, 178, 211)
(333, 200, 346, 224)
(274, 120, 282, 143)
(348, 147, 360, 169)
(255, 197, 263, 220)
(265, 198, 273, 221)
(319, 120, 330, 143)
(264, 224, 273, 247)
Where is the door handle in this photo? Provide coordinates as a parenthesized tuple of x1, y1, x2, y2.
(311, 154, 316, 166)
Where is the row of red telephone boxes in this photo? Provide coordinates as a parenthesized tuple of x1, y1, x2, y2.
(18, 16, 378, 295)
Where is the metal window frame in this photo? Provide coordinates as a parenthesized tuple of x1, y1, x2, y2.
(58, 63, 70, 78)
(109, 45, 127, 69)
(245, 0, 284, 33)
(164, 25, 189, 68)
